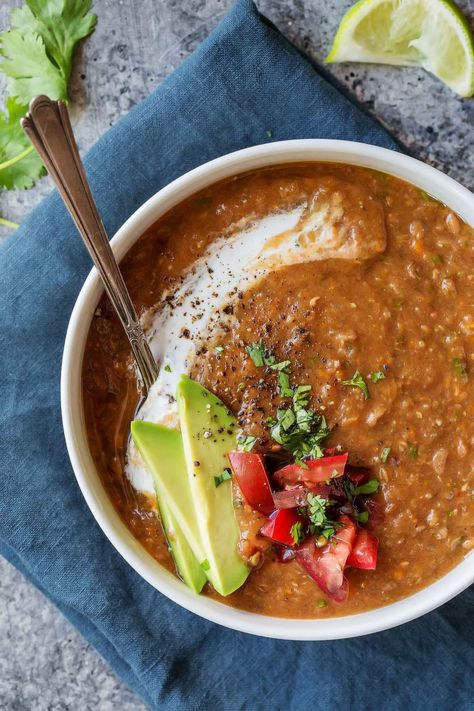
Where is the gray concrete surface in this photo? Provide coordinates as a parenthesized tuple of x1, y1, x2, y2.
(0, 0, 473, 708)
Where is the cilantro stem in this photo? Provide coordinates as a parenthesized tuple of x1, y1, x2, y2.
(0, 217, 19, 230)
(0, 145, 34, 172)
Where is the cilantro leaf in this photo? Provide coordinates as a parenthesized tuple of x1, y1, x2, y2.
(0, 97, 45, 190)
(370, 370, 386, 383)
(354, 479, 380, 495)
(0, 0, 96, 198)
(290, 521, 305, 545)
(341, 370, 370, 400)
(0, 30, 66, 105)
(355, 510, 369, 523)
(11, 0, 97, 81)
(237, 434, 257, 452)
(380, 447, 391, 463)
(406, 441, 419, 459)
(277, 370, 292, 397)
(214, 468, 232, 487)
(246, 340, 266, 367)
(246, 339, 276, 367)
(306, 493, 339, 538)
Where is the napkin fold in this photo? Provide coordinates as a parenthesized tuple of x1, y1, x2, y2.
(0, 1, 472, 709)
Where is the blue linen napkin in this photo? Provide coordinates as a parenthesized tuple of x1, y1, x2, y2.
(0, 0, 472, 708)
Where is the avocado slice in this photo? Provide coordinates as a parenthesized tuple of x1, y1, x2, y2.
(158, 499, 206, 594)
(131, 421, 206, 593)
(177, 375, 249, 596)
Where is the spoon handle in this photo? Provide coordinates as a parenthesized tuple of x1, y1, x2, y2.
(21, 96, 158, 393)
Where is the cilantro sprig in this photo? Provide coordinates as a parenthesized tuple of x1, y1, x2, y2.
(0, 1, 97, 205)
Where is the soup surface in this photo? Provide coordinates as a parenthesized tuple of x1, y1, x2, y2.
(82, 163, 474, 617)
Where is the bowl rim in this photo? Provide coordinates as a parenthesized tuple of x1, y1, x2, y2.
(61, 139, 474, 641)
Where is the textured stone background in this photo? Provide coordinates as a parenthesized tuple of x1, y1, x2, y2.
(0, 0, 473, 708)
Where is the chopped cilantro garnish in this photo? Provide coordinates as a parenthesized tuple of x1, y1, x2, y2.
(269, 360, 291, 371)
(214, 468, 232, 487)
(238, 382, 246, 391)
(355, 510, 369, 523)
(246, 340, 275, 367)
(341, 370, 370, 400)
(380, 447, 391, 463)
(370, 370, 385, 383)
(452, 357, 468, 379)
(265, 129, 273, 137)
(290, 521, 305, 545)
(306, 493, 339, 538)
(317, 599, 328, 608)
(354, 479, 380, 495)
(269, 389, 331, 464)
(406, 441, 419, 459)
(277, 370, 293, 397)
(237, 434, 257, 452)
(215, 344, 225, 354)
(163, 364, 172, 373)
(431, 253, 444, 264)
(201, 559, 210, 571)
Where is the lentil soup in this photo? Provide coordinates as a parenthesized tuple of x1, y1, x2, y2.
(82, 163, 474, 617)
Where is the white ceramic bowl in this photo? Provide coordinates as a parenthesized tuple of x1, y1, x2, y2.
(61, 140, 474, 640)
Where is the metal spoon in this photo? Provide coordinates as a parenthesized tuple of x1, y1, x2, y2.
(21, 95, 159, 393)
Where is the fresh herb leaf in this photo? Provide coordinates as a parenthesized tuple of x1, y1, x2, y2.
(269, 359, 291, 372)
(380, 447, 391, 463)
(431, 253, 444, 264)
(355, 510, 369, 523)
(290, 521, 305, 545)
(0, 0, 96, 196)
(214, 468, 232, 487)
(277, 370, 293, 397)
(215, 344, 225, 354)
(354, 479, 380, 495)
(306, 493, 339, 539)
(265, 129, 273, 137)
(1, 1, 97, 104)
(341, 370, 370, 400)
(0, 97, 45, 190)
(452, 357, 468, 379)
(0, 30, 66, 105)
(370, 370, 385, 383)
(406, 441, 419, 459)
(269, 402, 330, 464)
(237, 382, 246, 391)
(317, 599, 328, 608)
(237, 434, 257, 452)
(246, 340, 266, 366)
(163, 364, 172, 373)
(200, 559, 210, 571)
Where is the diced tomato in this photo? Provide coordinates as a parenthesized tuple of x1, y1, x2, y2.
(347, 529, 378, 570)
(228, 451, 274, 515)
(260, 509, 305, 547)
(294, 515, 356, 603)
(274, 453, 348, 485)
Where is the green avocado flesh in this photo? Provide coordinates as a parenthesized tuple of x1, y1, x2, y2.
(131, 421, 206, 594)
(177, 375, 249, 596)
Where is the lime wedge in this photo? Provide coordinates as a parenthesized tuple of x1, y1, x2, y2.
(326, 0, 474, 97)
